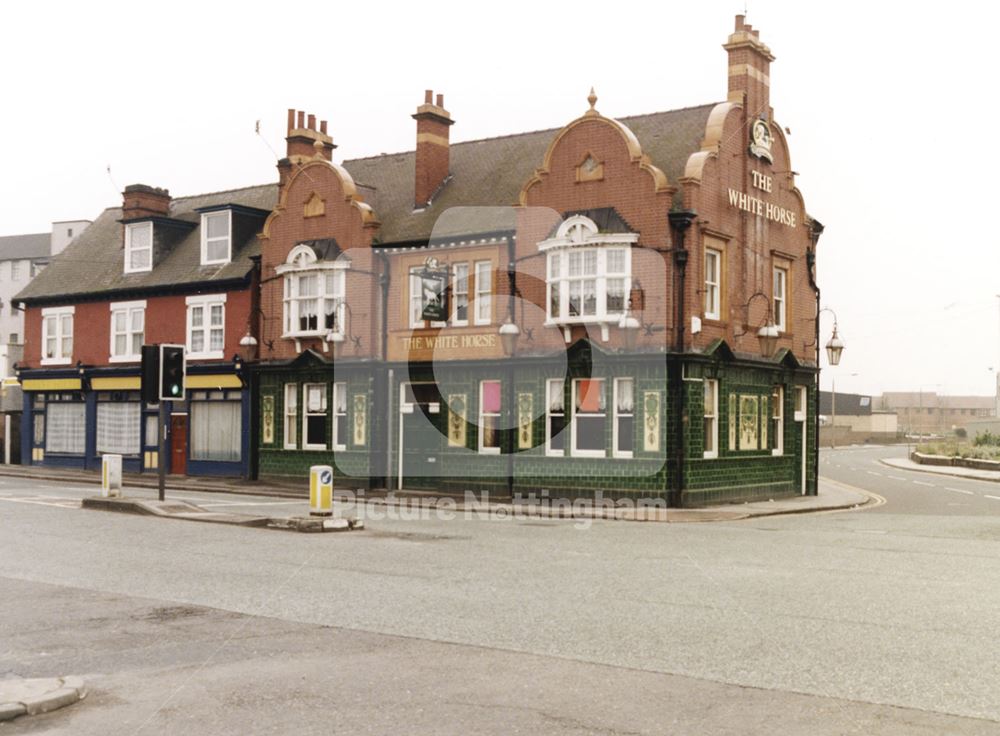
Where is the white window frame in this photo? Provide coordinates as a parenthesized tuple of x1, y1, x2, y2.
(186, 293, 226, 360)
(302, 383, 328, 451)
(11, 260, 21, 281)
(794, 385, 808, 422)
(703, 379, 719, 459)
(124, 221, 153, 274)
(545, 378, 566, 457)
(613, 377, 634, 459)
(109, 300, 146, 363)
(704, 248, 721, 320)
(773, 266, 787, 332)
(452, 262, 469, 326)
(772, 385, 784, 456)
(277, 245, 347, 340)
(478, 379, 502, 454)
(571, 378, 607, 459)
(40, 306, 74, 365)
(200, 210, 232, 265)
(474, 261, 492, 326)
(333, 382, 347, 451)
(284, 383, 298, 449)
(540, 216, 637, 328)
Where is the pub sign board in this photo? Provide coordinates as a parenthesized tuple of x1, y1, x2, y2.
(419, 259, 449, 322)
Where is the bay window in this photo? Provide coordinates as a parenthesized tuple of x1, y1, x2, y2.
(541, 215, 636, 329)
(278, 245, 346, 339)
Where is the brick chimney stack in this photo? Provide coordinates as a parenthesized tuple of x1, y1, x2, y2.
(285, 108, 336, 163)
(412, 89, 454, 209)
(723, 15, 775, 120)
(122, 184, 170, 219)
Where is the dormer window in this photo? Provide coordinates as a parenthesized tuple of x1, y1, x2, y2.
(201, 210, 231, 265)
(124, 222, 152, 273)
(539, 215, 637, 338)
(277, 244, 346, 340)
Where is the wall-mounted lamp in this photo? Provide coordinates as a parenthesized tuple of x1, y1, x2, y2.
(736, 291, 780, 358)
(499, 320, 520, 356)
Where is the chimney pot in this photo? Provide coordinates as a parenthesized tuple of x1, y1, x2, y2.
(320, 120, 328, 135)
(412, 90, 453, 207)
(297, 111, 305, 128)
(307, 113, 316, 130)
(287, 109, 295, 132)
(735, 14, 744, 30)
(424, 89, 433, 104)
(436, 93, 444, 107)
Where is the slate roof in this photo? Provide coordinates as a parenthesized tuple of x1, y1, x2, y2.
(16, 184, 277, 304)
(0, 233, 50, 262)
(345, 103, 717, 243)
(17, 103, 717, 302)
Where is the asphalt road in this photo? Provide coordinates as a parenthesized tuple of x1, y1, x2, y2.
(2, 461, 1000, 734)
(821, 443, 1000, 515)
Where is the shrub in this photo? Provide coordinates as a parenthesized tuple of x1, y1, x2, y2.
(973, 430, 1000, 447)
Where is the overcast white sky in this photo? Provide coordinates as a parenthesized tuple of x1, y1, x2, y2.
(2, 1, 997, 398)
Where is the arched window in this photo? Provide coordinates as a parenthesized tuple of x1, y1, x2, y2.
(539, 215, 637, 330)
(276, 245, 347, 339)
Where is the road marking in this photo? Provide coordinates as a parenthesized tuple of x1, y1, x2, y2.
(866, 471, 884, 477)
(0, 496, 80, 509)
(945, 487, 974, 495)
(985, 495, 1000, 502)
(888, 476, 907, 481)
(199, 500, 305, 508)
(912, 481, 935, 487)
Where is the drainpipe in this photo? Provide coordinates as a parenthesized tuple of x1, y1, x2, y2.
(806, 219, 825, 496)
(376, 249, 392, 492)
(668, 210, 697, 507)
(505, 234, 516, 501)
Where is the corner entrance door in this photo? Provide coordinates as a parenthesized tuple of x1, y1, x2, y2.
(170, 414, 188, 476)
(398, 383, 443, 490)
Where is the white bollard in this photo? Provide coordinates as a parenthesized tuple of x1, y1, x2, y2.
(309, 465, 334, 516)
(102, 454, 123, 498)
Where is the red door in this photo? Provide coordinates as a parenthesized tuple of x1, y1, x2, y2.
(170, 415, 188, 476)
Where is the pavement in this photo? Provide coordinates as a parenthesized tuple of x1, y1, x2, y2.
(0, 676, 86, 722)
(882, 455, 1000, 483)
(0, 463, 876, 524)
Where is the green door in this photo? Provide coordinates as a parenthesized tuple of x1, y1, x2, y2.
(400, 383, 444, 489)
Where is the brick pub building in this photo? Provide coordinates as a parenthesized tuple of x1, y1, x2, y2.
(252, 15, 824, 505)
(17, 16, 824, 504)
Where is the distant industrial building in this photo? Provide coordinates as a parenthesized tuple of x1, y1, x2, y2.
(819, 391, 897, 444)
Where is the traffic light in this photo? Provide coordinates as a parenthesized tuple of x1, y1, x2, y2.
(140, 345, 160, 404)
(159, 344, 186, 401)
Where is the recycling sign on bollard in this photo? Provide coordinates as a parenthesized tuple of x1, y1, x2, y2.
(310, 465, 334, 517)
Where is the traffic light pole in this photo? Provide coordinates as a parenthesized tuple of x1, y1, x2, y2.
(158, 401, 166, 502)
